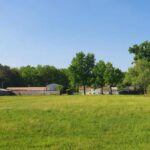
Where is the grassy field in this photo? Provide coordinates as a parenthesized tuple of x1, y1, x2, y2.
(0, 95, 150, 150)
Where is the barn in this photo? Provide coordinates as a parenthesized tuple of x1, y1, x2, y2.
(7, 83, 61, 95)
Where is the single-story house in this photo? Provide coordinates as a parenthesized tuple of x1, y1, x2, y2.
(79, 86, 119, 95)
(7, 83, 61, 95)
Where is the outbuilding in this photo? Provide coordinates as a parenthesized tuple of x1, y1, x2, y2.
(46, 83, 61, 91)
(7, 83, 62, 95)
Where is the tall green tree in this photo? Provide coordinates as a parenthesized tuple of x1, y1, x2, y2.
(127, 41, 150, 95)
(104, 63, 124, 94)
(113, 68, 124, 88)
(57, 69, 70, 88)
(69, 52, 95, 95)
(129, 41, 150, 61)
(125, 60, 150, 94)
(124, 67, 138, 87)
(136, 60, 150, 94)
(104, 63, 115, 94)
(92, 60, 106, 94)
(0, 64, 14, 88)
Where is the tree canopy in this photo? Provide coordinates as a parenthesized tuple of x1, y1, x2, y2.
(69, 52, 95, 95)
(0, 64, 69, 88)
(92, 60, 106, 94)
(125, 41, 150, 94)
(125, 60, 150, 94)
(104, 63, 124, 94)
(0, 51, 125, 95)
(129, 41, 150, 61)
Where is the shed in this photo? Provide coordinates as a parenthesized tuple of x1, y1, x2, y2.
(46, 83, 61, 91)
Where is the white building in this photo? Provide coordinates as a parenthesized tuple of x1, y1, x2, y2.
(79, 86, 119, 95)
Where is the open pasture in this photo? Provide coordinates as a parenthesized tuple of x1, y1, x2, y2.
(0, 95, 150, 150)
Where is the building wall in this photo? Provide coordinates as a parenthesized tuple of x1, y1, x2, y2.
(79, 87, 119, 95)
(10, 90, 60, 95)
(7, 86, 60, 95)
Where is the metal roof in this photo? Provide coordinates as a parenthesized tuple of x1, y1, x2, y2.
(7, 87, 46, 91)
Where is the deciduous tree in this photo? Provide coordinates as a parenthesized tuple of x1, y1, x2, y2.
(92, 60, 106, 94)
(129, 41, 150, 61)
(69, 52, 95, 95)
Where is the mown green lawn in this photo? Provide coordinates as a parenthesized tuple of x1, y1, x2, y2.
(0, 95, 150, 150)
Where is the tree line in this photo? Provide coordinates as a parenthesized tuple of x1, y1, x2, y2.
(0, 53, 124, 95)
(1, 41, 150, 95)
(69, 52, 124, 95)
(0, 65, 69, 89)
(70, 41, 150, 95)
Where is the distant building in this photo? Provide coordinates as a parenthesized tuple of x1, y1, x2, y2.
(79, 86, 119, 95)
(79, 87, 100, 95)
(0, 88, 14, 96)
(7, 83, 62, 95)
(46, 83, 61, 91)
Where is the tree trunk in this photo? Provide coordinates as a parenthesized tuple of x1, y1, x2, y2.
(109, 86, 112, 95)
(144, 87, 147, 96)
(100, 87, 103, 95)
(83, 85, 86, 95)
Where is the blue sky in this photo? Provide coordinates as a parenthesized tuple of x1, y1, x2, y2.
(0, 0, 150, 71)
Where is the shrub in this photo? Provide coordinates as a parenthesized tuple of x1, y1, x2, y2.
(56, 85, 64, 95)
(66, 89, 74, 95)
